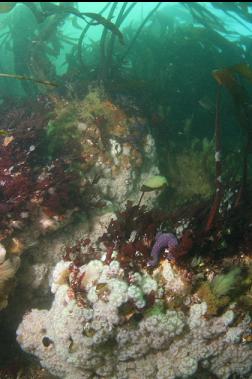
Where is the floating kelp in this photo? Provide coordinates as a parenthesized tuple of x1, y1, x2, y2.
(211, 2, 252, 27)
(0, 73, 58, 87)
(181, 2, 228, 33)
(231, 63, 252, 84)
(51, 7, 125, 45)
(82, 12, 124, 45)
(212, 64, 252, 98)
(38, 3, 125, 45)
(212, 63, 252, 93)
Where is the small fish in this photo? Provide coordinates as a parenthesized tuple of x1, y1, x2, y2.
(0, 73, 58, 87)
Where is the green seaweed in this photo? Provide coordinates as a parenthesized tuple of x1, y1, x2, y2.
(211, 267, 241, 298)
(144, 302, 166, 318)
(141, 176, 168, 192)
(47, 124, 80, 162)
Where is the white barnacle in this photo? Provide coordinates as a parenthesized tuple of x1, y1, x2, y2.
(128, 230, 137, 242)
(110, 139, 122, 157)
(215, 151, 221, 162)
(0, 243, 6, 264)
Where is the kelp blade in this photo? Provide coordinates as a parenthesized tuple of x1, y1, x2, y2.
(231, 63, 252, 84)
(0, 73, 58, 87)
(83, 12, 124, 45)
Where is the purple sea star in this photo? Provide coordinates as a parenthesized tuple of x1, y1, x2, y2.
(147, 232, 178, 267)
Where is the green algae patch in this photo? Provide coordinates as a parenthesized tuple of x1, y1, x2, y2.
(141, 175, 168, 192)
(211, 267, 241, 298)
(197, 267, 242, 316)
(144, 302, 166, 318)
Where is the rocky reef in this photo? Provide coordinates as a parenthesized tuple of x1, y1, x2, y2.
(16, 207, 252, 379)
(15, 186, 252, 379)
(0, 88, 159, 312)
(0, 86, 251, 379)
(17, 298, 252, 379)
(1, 3, 252, 378)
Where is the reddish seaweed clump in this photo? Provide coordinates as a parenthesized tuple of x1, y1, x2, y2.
(98, 201, 167, 274)
(0, 99, 92, 241)
(62, 238, 102, 306)
(63, 238, 98, 267)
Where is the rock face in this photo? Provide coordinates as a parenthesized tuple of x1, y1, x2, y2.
(0, 89, 160, 311)
(17, 252, 252, 379)
(7, 90, 252, 379)
(70, 88, 160, 207)
(44, 87, 160, 210)
(0, 244, 20, 310)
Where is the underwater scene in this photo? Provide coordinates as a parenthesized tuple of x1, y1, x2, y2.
(1, 1, 252, 378)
